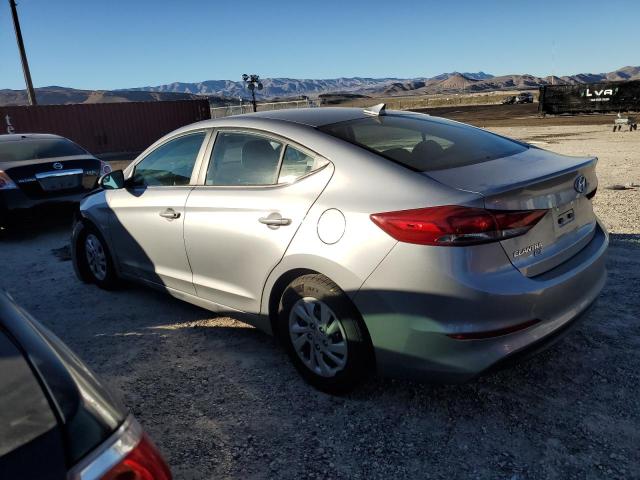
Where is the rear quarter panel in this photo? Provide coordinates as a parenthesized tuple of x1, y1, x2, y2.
(260, 125, 485, 316)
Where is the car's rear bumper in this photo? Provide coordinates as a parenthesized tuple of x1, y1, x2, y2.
(0, 189, 88, 223)
(353, 220, 608, 382)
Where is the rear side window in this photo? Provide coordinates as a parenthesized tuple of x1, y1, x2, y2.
(0, 331, 57, 457)
(0, 138, 87, 162)
(206, 132, 283, 186)
(278, 146, 328, 184)
(319, 114, 527, 171)
(132, 132, 206, 187)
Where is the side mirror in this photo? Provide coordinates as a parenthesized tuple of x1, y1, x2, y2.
(99, 170, 125, 190)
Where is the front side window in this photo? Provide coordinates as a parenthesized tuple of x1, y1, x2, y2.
(206, 132, 283, 186)
(132, 132, 206, 187)
(320, 114, 527, 171)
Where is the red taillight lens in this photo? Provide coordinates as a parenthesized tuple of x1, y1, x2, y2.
(102, 433, 171, 480)
(370, 205, 547, 246)
(0, 170, 17, 190)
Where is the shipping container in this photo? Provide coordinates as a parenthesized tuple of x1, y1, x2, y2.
(0, 100, 211, 155)
(539, 80, 640, 115)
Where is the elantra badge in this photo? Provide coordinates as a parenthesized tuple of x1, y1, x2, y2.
(53, 162, 63, 170)
(574, 175, 587, 194)
(513, 241, 543, 259)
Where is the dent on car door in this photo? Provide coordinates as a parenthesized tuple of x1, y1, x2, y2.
(184, 131, 333, 313)
(105, 131, 209, 293)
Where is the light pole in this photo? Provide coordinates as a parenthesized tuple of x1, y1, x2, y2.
(9, 0, 37, 105)
(242, 74, 263, 112)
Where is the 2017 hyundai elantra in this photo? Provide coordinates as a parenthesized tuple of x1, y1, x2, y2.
(71, 105, 607, 393)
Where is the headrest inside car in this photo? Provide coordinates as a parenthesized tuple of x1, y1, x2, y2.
(242, 139, 280, 172)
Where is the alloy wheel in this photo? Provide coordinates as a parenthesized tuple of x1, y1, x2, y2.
(85, 233, 107, 281)
(288, 297, 348, 377)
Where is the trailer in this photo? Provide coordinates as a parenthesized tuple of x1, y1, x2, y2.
(539, 80, 640, 115)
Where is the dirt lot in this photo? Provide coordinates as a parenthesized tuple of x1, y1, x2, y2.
(413, 103, 623, 128)
(1, 121, 639, 479)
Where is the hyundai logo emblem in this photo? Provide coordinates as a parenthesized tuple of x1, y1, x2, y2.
(52, 162, 63, 170)
(574, 175, 587, 194)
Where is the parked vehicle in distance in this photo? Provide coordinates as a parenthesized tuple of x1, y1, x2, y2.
(515, 92, 534, 104)
(72, 105, 608, 393)
(0, 290, 171, 479)
(501, 95, 516, 104)
(0, 134, 111, 228)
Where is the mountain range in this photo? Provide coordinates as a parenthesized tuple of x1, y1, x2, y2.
(1, 66, 638, 106)
(128, 66, 640, 99)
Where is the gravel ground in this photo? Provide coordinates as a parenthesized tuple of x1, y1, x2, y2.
(1, 125, 639, 479)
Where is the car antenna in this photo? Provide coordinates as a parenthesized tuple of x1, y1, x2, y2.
(364, 103, 386, 116)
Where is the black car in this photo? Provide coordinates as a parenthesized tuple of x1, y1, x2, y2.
(0, 291, 171, 479)
(0, 134, 111, 228)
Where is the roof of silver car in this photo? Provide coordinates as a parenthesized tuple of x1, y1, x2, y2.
(241, 107, 375, 127)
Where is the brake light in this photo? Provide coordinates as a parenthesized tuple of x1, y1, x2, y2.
(370, 205, 547, 246)
(102, 433, 171, 480)
(67, 416, 171, 480)
(0, 171, 17, 190)
(100, 161, 112, 175)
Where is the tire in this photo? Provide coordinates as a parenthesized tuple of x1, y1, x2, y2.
(277, 274, 373, 394)
(72, 221, 119, 290)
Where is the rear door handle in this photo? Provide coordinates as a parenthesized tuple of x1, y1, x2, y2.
(259, 213, 291, 228)
(159, 208, 181, 220)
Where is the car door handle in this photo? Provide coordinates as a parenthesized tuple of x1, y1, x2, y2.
(159, 208, 181, 220)
(259, 214, 291, 228)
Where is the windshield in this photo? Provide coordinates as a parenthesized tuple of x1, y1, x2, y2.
(0, 138, 87, 162)
(319, 114, 527, 171)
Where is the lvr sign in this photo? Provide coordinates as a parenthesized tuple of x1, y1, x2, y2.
(584, 87, 617, 102)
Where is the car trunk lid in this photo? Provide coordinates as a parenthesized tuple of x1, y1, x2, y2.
(2, 155, 102, 198)
(425, 147, 598, 276)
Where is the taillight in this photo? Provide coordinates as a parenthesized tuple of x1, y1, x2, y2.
(67, 416, 171, 480)
(370, 205, 547, 246)
(101, 433, 171, 480)
(100, 161, 112, 175)
(0, 170, 17, 190)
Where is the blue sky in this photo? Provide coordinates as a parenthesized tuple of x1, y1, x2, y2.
(1, 0, 638, 90)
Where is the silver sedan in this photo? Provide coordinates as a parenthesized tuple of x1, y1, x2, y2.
(71, 105, 608, 393)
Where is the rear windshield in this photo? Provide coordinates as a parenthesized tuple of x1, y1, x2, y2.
(319, 114, 527, 171)
(0, 138, 87, 162)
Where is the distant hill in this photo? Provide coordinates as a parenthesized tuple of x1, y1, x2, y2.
(1, 67, 639, 105)
(127, 77, 405, 99)
(123, 66, 640, 98)
(0, 87, 202, 106)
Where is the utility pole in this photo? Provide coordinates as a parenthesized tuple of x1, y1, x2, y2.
(9, 0, 37, 105)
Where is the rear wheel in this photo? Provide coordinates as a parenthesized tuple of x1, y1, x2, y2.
(277, 274, 373, 394)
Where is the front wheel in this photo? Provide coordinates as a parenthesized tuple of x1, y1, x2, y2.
(72, 221, 119, 290)
(277, 274, 373, 394)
